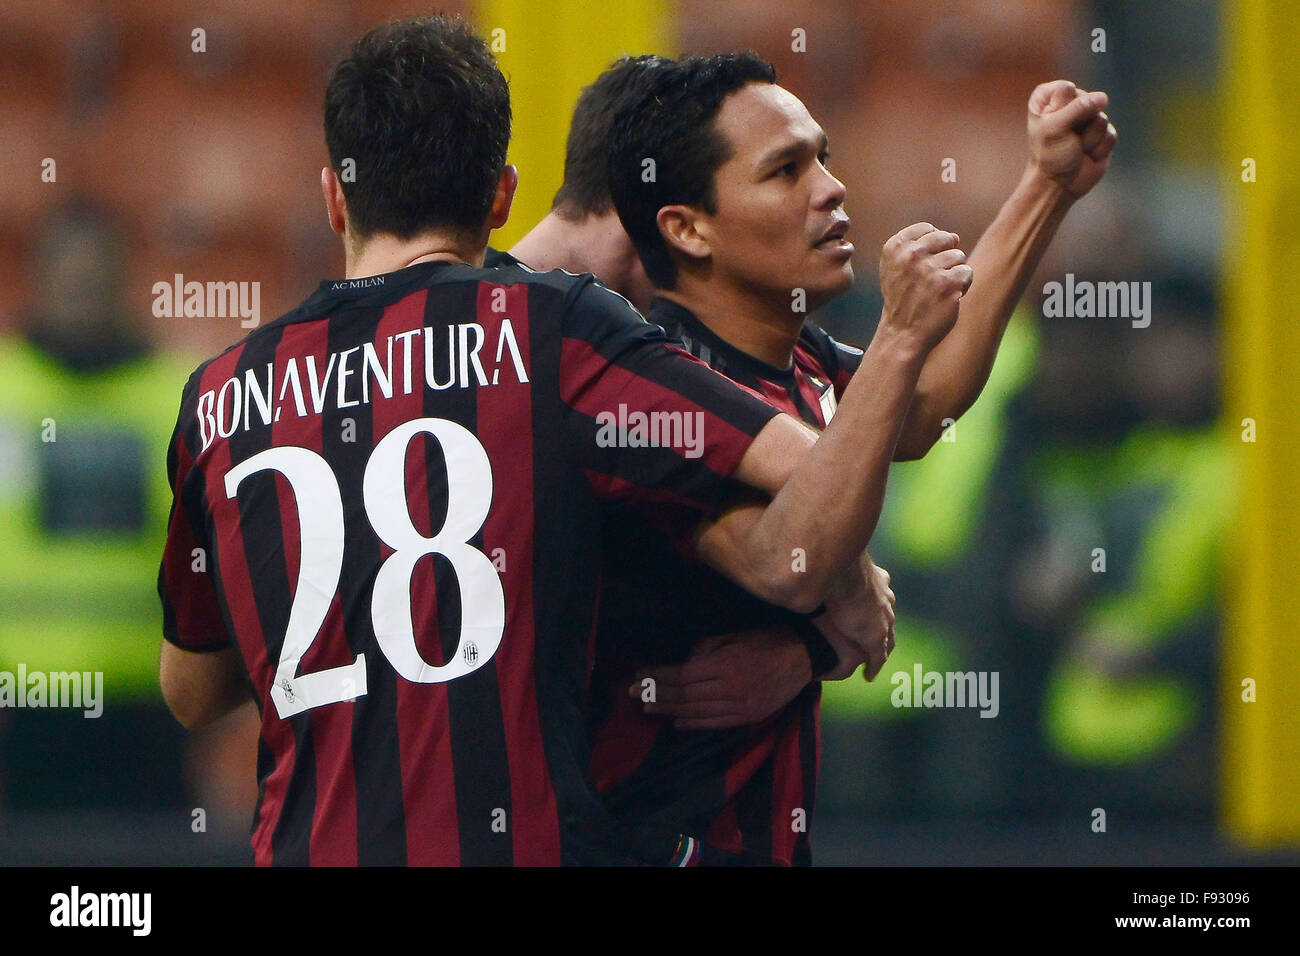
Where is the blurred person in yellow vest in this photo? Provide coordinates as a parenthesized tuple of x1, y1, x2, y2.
(1019, 272, 1231, 768)
(0, 199, 257, 826)
(818, 282, 1228, 827)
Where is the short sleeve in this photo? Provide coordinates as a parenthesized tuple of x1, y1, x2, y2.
(157, 375, 231, 652)
(559, 279, 780, 515)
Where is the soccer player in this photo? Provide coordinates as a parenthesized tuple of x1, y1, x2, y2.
(589, 53, 1117, 863)
(156, 18, 971, 865)
(505, 56, 881, 706)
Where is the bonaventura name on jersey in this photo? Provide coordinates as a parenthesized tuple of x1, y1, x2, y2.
(196, 320, 529, 452)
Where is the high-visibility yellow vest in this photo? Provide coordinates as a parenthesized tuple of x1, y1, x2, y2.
(0, 337, 196, 698)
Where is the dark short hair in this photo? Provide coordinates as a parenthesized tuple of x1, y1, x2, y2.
(608, 51, 776, 288)
(323, 16, 511, 242)
(551, 54, 675, 219)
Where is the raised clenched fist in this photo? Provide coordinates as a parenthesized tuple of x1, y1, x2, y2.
(878, 222, 973, 354)
(1027, 79, 1117, 199)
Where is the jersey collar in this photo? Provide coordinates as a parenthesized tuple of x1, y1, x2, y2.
(647, 297, 799, 385)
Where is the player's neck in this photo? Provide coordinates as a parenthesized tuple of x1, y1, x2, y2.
(510, 210, 648, 308)
(659, 277, 804, 370)
(509, 209, 568, 268)
(343, 230, 487, 279)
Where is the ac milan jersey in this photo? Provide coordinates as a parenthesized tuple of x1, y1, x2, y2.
(157, 259, 782, 866)
(588, 297, 863, 866)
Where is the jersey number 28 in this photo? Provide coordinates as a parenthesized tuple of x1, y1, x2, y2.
(224, 417, 504, 719)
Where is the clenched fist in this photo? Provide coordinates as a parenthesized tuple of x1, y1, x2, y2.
(1027, 80, 1117, 199)
(878, 222, 973, 354)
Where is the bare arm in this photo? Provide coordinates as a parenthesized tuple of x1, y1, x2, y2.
(718, 329, 922, 610)
(896, 168, 1072, 458)
(895, 81, 1117, 460)
(160, 643, 248, 731)
(710, 224, 970, 610)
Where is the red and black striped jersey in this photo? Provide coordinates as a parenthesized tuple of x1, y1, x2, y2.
(588, 296, 864, 866)
(157, 259, 782, 866)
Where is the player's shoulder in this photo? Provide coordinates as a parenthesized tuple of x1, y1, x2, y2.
(494, 260, 649, 337)
(483, 246, 518, 269)
(499, 263, 602, 301)
(797, 320, 863, 375)
(478, 250, 622, 316)
(554, 273, 656, 344)
(797, 319, 852, 354)
(488, 254, 612, 299)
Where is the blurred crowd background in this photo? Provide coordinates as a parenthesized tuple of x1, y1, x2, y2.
(0, 0, 1293, 865)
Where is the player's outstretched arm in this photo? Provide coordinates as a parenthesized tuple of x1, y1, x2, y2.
(709, 223, 971, 612)
(160, 643, 248, 731)
(894, 81, 1116, 460)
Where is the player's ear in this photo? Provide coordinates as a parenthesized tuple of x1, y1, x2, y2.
(657, 205, 710, 267)
(321, 167, 348, 238)
(487, 164, 519, 230)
